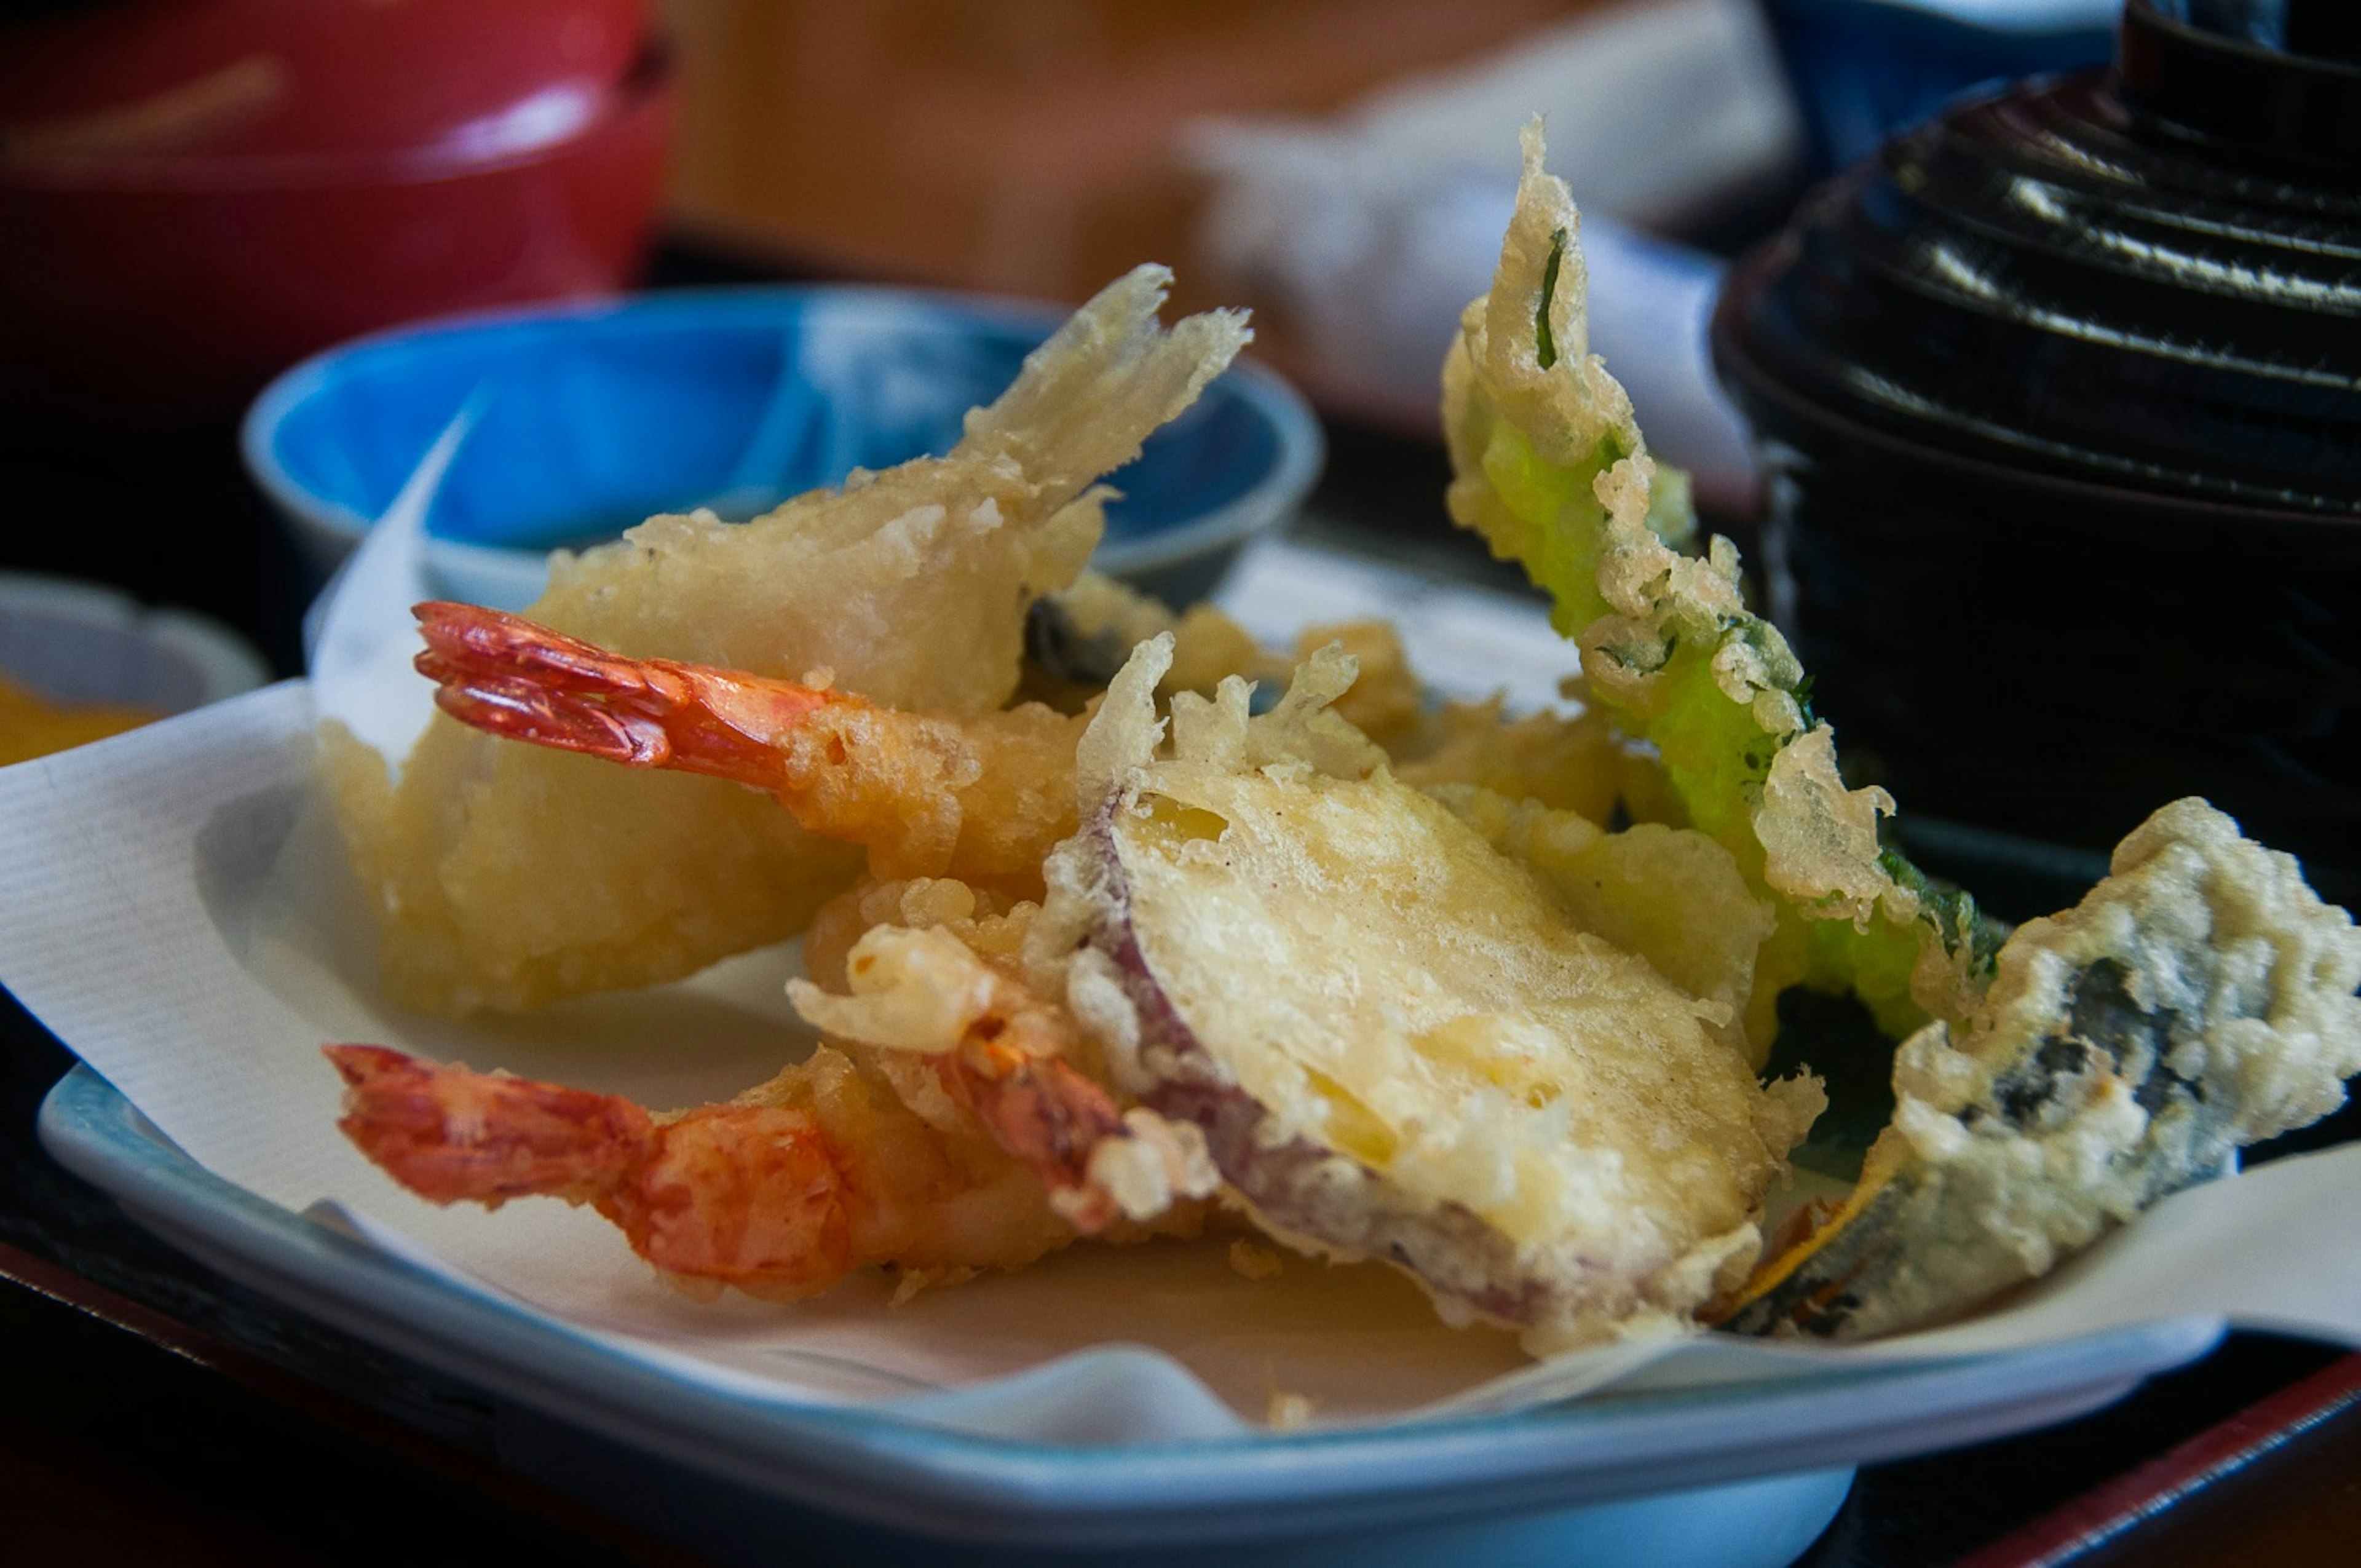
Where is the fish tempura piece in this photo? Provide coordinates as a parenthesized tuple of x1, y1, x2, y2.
(326, 267, 1249, 1014)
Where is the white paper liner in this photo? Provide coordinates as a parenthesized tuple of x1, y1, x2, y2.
(4, 517, 2359, 1446)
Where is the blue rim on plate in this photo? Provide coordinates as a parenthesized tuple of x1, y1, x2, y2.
(38, 1061, 2222, 1554)
(240, 286, 1326, 612)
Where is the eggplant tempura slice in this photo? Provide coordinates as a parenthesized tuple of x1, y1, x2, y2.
(1447, 122, 2361, 1337)
(1029, 636, 1827, 1353)
(1721, 801, 2361, 1337)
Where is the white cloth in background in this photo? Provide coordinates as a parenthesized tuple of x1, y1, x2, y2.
(1185, 0, 1800, 506)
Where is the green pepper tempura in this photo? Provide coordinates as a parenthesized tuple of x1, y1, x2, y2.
(1442, 122, 1996, 1048)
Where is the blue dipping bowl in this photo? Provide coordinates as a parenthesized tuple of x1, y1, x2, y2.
(243, 286, 1324, 612)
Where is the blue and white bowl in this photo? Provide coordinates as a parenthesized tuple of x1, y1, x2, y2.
(243, 286, 1324, 613)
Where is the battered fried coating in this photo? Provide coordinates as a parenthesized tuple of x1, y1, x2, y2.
(1028, 587, 1632, 826)
(1292, 620, 1428, 754)
(1438, 788, 1777, 1062)
(330, 268, 1249, 1013)
(1017, 570, 1279, 713)
(789, 912, 1222, 1230)
(802, 876, 1037, 996)
(1294, 619, 1626, 825)
(328, 129, 2359, 1349)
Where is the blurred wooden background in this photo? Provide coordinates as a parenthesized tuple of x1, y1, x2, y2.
(657, 0, 1605, 315)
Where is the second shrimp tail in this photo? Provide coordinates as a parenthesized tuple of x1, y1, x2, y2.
(414, 601, 841, 790)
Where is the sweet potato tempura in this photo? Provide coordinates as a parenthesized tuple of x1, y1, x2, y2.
(1022, 635, 1825, 1352)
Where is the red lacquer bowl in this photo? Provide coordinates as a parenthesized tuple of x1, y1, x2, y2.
(0, 2, 668, 421)
(0, 0, 649, 159)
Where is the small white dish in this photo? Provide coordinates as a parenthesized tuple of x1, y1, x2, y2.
(0, 571, 268, 718)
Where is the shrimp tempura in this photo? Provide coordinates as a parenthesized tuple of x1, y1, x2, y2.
(325, 268, 1249, 1014)
(327, 1034, 1214, 1301)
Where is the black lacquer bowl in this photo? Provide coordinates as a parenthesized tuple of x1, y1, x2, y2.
(1712, 0, 2361, 901)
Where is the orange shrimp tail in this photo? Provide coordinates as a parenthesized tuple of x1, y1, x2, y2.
(326, 1043, 654, 1206)
(326, 1044, 856, 1297)
(939, 1043, 1128, 1232)
(413, 601, 847, 791)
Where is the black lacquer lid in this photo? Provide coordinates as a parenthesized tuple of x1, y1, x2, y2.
(1715, 0, 2361, 520)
